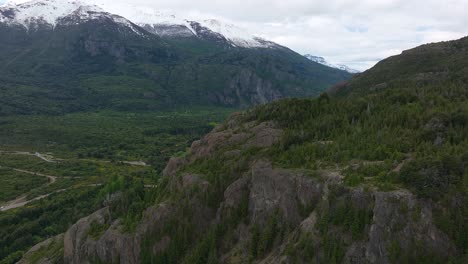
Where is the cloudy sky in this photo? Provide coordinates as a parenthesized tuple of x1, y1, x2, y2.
(3, 0, 468, 70)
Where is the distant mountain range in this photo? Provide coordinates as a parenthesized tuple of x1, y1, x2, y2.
(304, 54, 360, 74)
(0, 0, 277, 48)
(0, 0, 351, 115)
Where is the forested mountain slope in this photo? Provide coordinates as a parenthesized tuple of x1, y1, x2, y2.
(18, 37, 468, 264)
(0, 0, 351, 115)
(329, 36, 468, 96)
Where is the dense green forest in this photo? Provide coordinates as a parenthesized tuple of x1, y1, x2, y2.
(91, 37, 468, 263)
(4, 59, 467, 264)
(1, 15, 467, 263)
(0, 108, 231, 165)
(135, 82, 467, 263)
(56, 79, 464, 264)
(0, 108, 232, 263)
(0, 21, 350, 116)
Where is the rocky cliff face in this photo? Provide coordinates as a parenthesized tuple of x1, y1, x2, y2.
(226, 70, 282, 106)
(62, 204, 174, 264)
(21, 112, 460, 264)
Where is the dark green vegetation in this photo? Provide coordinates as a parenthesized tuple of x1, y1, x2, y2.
(0, 108, 232, 263)
(122, 36, 467, 263)
(2, 22, 467, 264)
(22, 235, 64, 264)
(331, 36, 468, 96)
(0, 108, 231, 167)
(0, 15, 348, 263)
(0, 168, 48, 202)
(0, 187, 100, 264)
(139, 150, 256, 264)
(251, 86, 467, 198)
(125, 87, 465, 262)
(240, 38, 467, 262)
(0, 21, 350, 116)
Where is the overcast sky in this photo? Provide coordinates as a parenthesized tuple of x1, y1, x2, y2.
(3, 0, 468, 70)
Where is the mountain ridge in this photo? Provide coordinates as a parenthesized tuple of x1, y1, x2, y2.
(0, 0, 352, 115)
(90, 1, 279, 48)
(0, 0, 278, 48)
(328, 36, 468, 96)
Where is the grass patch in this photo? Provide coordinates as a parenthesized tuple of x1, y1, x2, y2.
(0, 168, 48, 202)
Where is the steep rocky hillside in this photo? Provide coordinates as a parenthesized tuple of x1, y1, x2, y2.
(21, 87, 467, 263)
(17, 38, 468, 264)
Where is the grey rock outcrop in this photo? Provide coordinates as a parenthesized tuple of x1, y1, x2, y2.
(63, 204, 174, 264)
(27, 112, 460, 264)
(18, 234, 64, 264)
(189, 116, 282, 160)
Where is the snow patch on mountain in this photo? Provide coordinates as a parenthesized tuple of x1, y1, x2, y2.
(334, 64, 360, 74)
(93, 4, 198, 36)
(91, 1, 273, 48)
(0, 0, 276, 48)
(304, 54, 360, 74)
(197, 19, 272, 48)
(0, 0, 144, 35)
(1, 0, 99, 27)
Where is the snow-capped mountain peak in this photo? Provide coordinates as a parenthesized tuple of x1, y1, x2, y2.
(89, 1, 274, 48)
(91, 4, 198, 36)
(334, 64, 360, 74)
(1, 0, 276, 48)
(1, 0, 99, 26)
(0, 0, 143, 35)
(304, 55, 327, 65)
(197, 19, 270, 48)
(304, 54, 360, 74)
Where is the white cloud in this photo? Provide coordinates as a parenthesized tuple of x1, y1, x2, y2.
(5, 0, 468, 70)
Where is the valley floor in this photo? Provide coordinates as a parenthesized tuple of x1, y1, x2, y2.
(0, 108, 233, 263)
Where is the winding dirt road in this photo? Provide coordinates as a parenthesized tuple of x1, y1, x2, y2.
(0, 166, 57, 184)
(0, 150, 148, 166)
(0, 164, 80, 212)
(0, 183, 156, 212)
(0, 150, 151, 212)
(0, 150, 58, 163)
(0, 189, 67, 212)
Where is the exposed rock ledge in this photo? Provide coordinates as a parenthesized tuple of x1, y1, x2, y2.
(19, 114, 458, 264)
